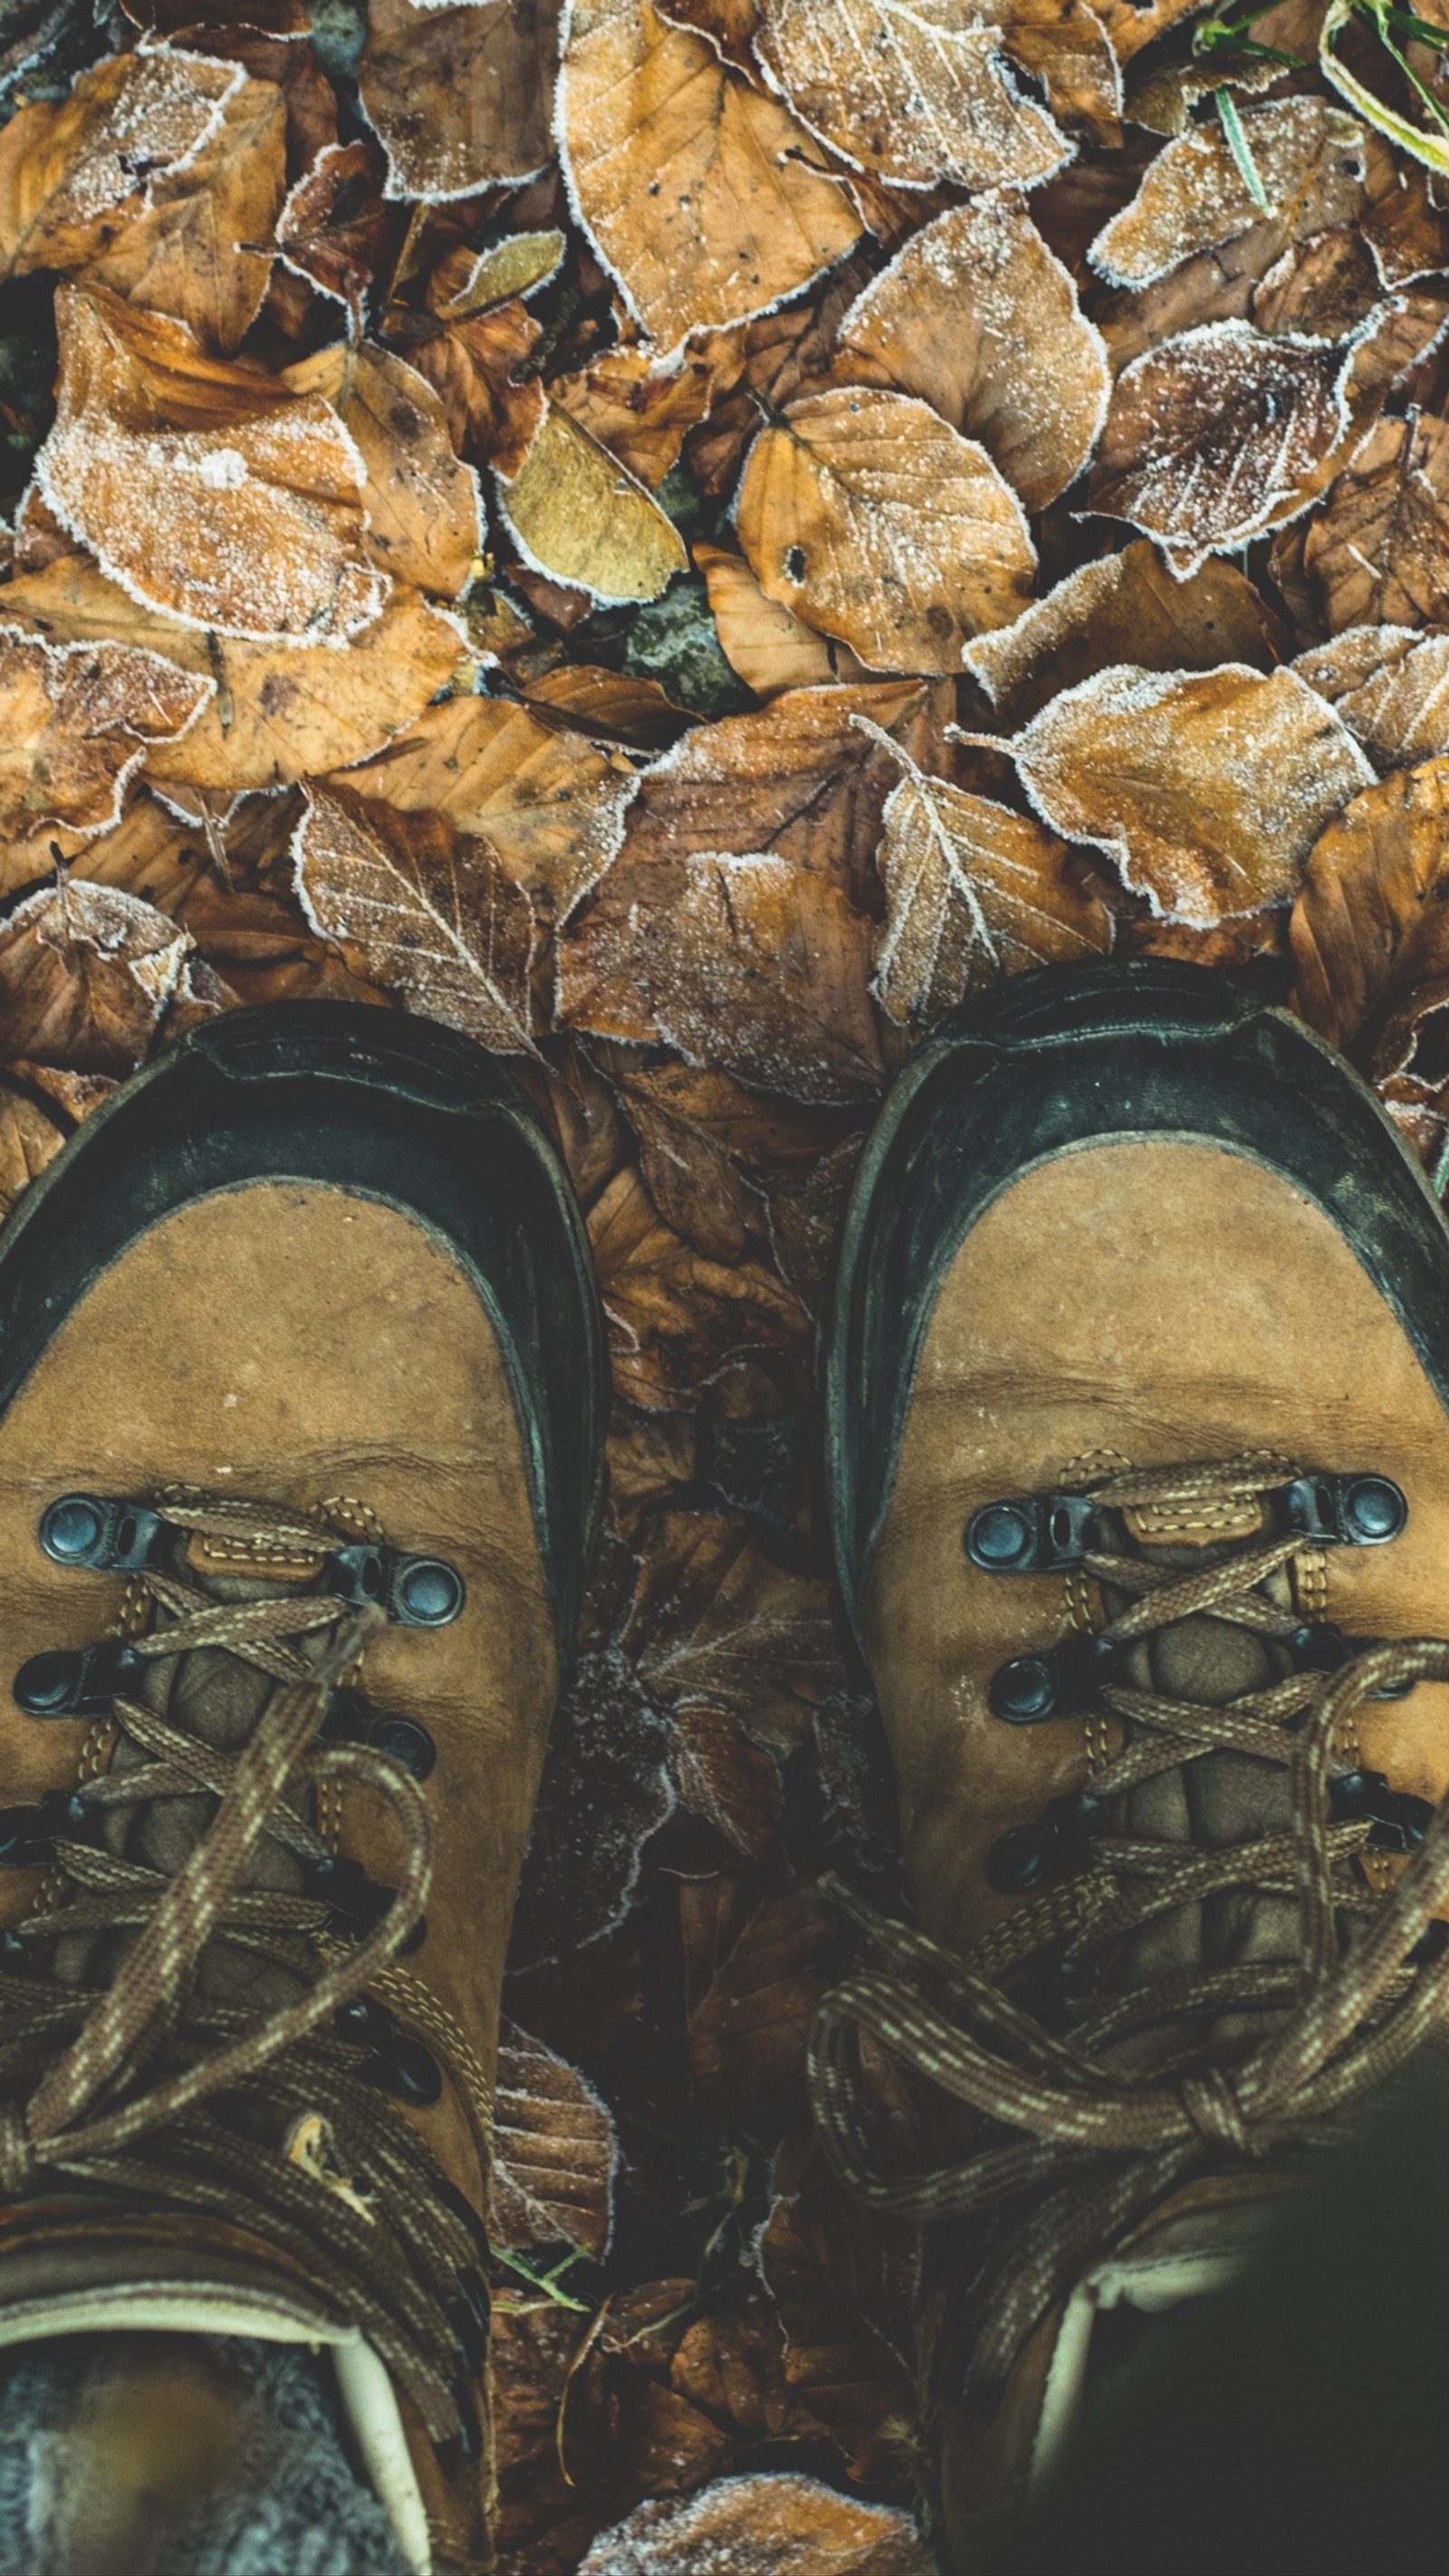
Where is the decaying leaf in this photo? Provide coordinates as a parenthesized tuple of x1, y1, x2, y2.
(1290, 757, 1449, 1075)
(283, 340, 481, 597)
(38, 285, 383, 643)
(293, 781, 534, 1050)
(696, 542, 868, 697)
(1300, 411, 1449, 632)
(964, 540, 1286, 725)
(498, 402, 687, 606)
(1250, 226, 1382, 341)
(760, 2139, 917, 2485)
(0, 623, 209, 883)
(557, 0, 860, 355)
(754, 0, 1069, 193)
(358, 0, 562, 200)
(837, 197, 1109, 514)
(82, 69, 287, 357)
(581, 2475, 934, 2575)
(611, 1055, 853, 1262)
(736, 389, 1034, 674)
(383, 293, 545, 475)
(688, 1882, 838, 2097)
(589, 1165, 807, 1408)
(1090, 319, 1348, 569)
(492, 2019, 616, 2257)
(0, 49, 238, 279)
(523, 661, 694, 751)
(626, 1512, 837, 1762)
(510, 1643, 674, 1966)
(864, 724, 1114, 1024)
(1089, 100, 1365, 291)
(0, 878, 192, 1073)
(999, 662, 1374, 926)
(552, 345, 722, 489)
(1294, 625, 1449, 769)
(0, 1081, 68, 1221)
(275, 139, 398, 341)
(1362, 130, 1449, 286)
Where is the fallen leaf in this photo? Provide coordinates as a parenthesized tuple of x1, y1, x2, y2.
(0, 1079, 68, 1219)
(383, 293, 545, 476)
(510, 1641, 674, 1971)
(754, 0, 1069, 192)
(619, 2379, 734, 2493)
(759, 2138, 917, 2484)
(0, 48, 238, 278)
(552, 345, 721, 489)
(993, 0, 1122, 130)
(655, 0, 761, 67)
(579, 2475, 934, 2576)
(768, 1132, 865, 1304)
(283, 340, 481, 597)
(0, 621, 209, 881)
(863, 723, 1114, 1025)
(1090, 0, 1204, 62)
(1362, 131, 1449, 286)
(0, 553, 463, 794)
(275, 139, 400, 340)
(999, 661, 1374, 926)
(358, 0, 562, 200)
(434, 228, 564, 313)
(695, 542, 870, 697)
(615, 1062, 772, 1263)
(1089, 100, 1365, 291)
(0, 877, 191, 1072)
(736, 388, 1034, 674)
(688, 1883, 839, 2098)
(667, 2295, 810, 2449)
(1294, 625, 1449, 769)
(323, 691, 636, 926)
(82, 69, 286, 356)
(492, 2019, 617, 2257)
(557, 0, 860, 356)
(1290, 757, 1449, 1076)
(589, 1164, 807, 1408)
(523, 663, 694, 752)
(293, 781, 534, 1050)
(1300, 410, 1449, 632)
(837, 197, 1110, 514)
(1089, 318, 1348, 570)
(37, 284, 383, 643)
(497, 402, 688, 607)
(964, 540, 1287, 724)
(626, 1511, 838, 1761)
(1251, 226, 1382, 340)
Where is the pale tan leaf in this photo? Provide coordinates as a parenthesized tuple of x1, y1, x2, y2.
(1293, 624, 1449, 768)
(497, 402, 687, 606)
(1301, 410, 1449, 632)
(37, 285, 383, 643)
(82, 72, 286, 356)
(283, 341, 481, 597)
(0, 1081, 68, 1220)
(994, 0, 1122, 129)
(0, 622, 209, 882)
(695, 541, 869, 697)
(1362, 131, 1449, 285)
(754, 0, 1069, 191)
(1002, 662, 1374, 926)
(0, 50, 238, 279)
(293, 781, 534, 1051)
(558, 0, 860, 355)
(579, 2475, 935, 2576)
(838, 197, 1108, 513)
(736, 388, 1034, 675)
(1089, 100, 1365, 290)
(964, 539, 1287, 724)
(0, 879, 191, 1072)
(491, 2019, 616, 2257)
(522, 662, 693, 751)
(358, 0, 562, 200)
(1290, 758, 1449, 1076)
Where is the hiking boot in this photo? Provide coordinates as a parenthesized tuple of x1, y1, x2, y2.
(811, 959, 1449, 2569)
(0, 1003, 604, 2572)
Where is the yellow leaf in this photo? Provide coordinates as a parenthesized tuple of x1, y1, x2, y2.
(497, 402, 687, 605)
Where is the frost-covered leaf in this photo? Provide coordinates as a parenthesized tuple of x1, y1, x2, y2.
(275, 140, 400, 341)
(1090, 319, 1348, 569)
(736, 388, 1034, 674)
(1362, 131, 1449, 286)
(435, 229, 564, 315)
(626, 1512, 837, 1764)
(1301, 411, 1449, 633)
(865, 725, 1113, 1024)
(558, 0, 860, 356)
(492, 2020, 616, 2257)
(993, 0, 1122, 130)
(0, 879, 191, 1072)
(964, 540, 1286, 724)
(283, 341, 480, 597)
(82, 70, 286, 357)
(1001, 662, 1374, 926)
(0, 49, 238, 278)
(0, 622, 209, 879)
(497, 401, 687, 606)
(837, 198, 1109, 514)
(383, 292, 544, 476)
(294, 781, 534, 1051)
(1089, 100, 1365, 291)
(696, 541, 868, 697)
(579, 2475, 935, 2576)
(656, 0, 761, 65)
(0, 1080, 67, 1221)
(1251, 226, 1382, 341)
(552, 344, 722, 489)
(357, 0, 562, 200)
(1294, 625, 1449, 769)
(589, 1165, 807, 1407)
(1290, 758, 1449, 1076)
(37, 285, 383, 643)
(754, 0, 1069, 192)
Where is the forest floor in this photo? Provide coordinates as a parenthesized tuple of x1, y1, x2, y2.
(0, 0, 1446, 2565)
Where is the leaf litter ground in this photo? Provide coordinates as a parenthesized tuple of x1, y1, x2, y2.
(2, 0, 1449, 2565)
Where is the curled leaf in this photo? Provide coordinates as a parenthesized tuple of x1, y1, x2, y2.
(1089, 99, 1365, 289)
(0, 879, 192, 1073)
(0, 621, 209, 877)
(964, 540, 1286, 724)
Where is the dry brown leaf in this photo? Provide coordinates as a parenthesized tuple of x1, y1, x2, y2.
(964, 540, 1286, 725)
(323, 692, 636, 926)
(283, 340, 480, 597)
(491, 2019, 616, 2257)
(383, 294, 544, 476)
(294, 781, 534, 1051)
(510, 1642, 674, 1965)
(837, 198, 1109, 514)
(688, 1883, 837, 2097)
(993, 0, 1122, 130)
(498, 402, 687, 606)
(523, 663, 693, 753)
(1089, 319, 1348, 570)
(1089, 0, 1203, 63)
(0, 49, 237, 279)
(0, 878, 191, 1072)
(38, 285, 382, 643)
(1290, 758, 1449, 1077)
(655, 0, 761, 67)
(0, 622, 209, 883)
(588, 1165, 807, 1408)
(1362, 132, 1449, 286)
(696, 542, 869, 697)
(863, 723, 1114, 1024)
(1251, 226, 1382, 341)
(579, 2476, 934, 2576)
(760, 2139, 916, 2485)
(1293, 625, 1449, 769)
(0, 553, 463, 795)
(754, 0, 1069, 192)
(613, 1062, 772, 1263)
(736, 388, 1034, 675)
(1301, 411, 1449, 633)
(0, 1081, 68, 1219)
(1089, 100, 1364, 291)
(82, 69, 286, 356)
(357, 0, 561, 200)
(275, 139, 399, 341)
(626, 1512, 837, 1761)
(1001, 662, 1374, 926)
(551, 345, 722, 489)
(558, 0, 860, 355)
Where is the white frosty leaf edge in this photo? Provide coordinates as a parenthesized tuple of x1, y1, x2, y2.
(492, 2020, 619, 2259)
(0, 616, 215, 841)
(852, 715, 1005, 996)
(1086, 100, 1366, 293)
(126, 41, 250, 194)
(492, 419, 684, 611)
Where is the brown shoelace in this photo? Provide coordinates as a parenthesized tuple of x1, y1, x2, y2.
(809, 1457, 1449, 2389)
(0, 1494, 485, 2449)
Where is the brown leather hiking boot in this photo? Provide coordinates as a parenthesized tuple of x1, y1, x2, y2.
(811, 960, 1449, 2570)
(0, 1004, 603, 2572)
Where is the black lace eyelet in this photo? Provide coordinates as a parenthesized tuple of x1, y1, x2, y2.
(965, 1491, 1099, 1574)
(986, 1792, 1106, 1894)
(325, 1546, 465, 1629)
(322, 1688, 436, 1781)
(13, 1640, 145, 1719)
(37, 1495, 167, 1574)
